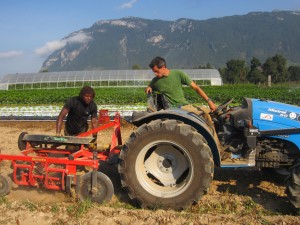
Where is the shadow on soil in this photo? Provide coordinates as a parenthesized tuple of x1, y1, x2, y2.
(213, 167, 294, 215)
(98, 161, 132, 204)
(99, 162, 295, 215)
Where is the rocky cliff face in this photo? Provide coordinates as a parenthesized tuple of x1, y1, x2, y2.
(41, 11, 300, 72)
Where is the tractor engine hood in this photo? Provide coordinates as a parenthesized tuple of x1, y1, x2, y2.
(252, 99, 300, 130)
(250, 98, 300, 152)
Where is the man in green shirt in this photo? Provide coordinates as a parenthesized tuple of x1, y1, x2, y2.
(146, 56, 217, 112)
(146, 56, 229, 160)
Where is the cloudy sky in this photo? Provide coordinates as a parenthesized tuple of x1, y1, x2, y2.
(1, 0, 300, 78)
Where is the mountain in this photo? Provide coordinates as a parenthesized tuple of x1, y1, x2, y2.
(41, 11, 300, 71)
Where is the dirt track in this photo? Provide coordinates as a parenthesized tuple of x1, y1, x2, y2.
(0, 120, 299, 224)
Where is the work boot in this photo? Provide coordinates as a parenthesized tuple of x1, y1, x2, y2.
(220, 151, 231, 161)
(218, 145, 231, 161)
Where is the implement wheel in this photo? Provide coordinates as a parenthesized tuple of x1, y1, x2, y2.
(0, 174, 12, 196)
(77, 172, 114, 203)
(18, 132, 28, 150)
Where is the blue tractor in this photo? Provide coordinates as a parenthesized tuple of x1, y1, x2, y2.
(118, 97, 300, 212)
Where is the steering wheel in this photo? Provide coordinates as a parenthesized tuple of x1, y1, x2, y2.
(211, 98, 234, 115)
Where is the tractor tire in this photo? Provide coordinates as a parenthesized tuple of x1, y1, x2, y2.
(0, 174, 12, 196)
(286, 158, 300, 214)
(77, 171, 114, 203)
(118, 119, 214, 210)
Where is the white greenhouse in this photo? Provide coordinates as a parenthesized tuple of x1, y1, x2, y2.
(0, 69, 222, 90)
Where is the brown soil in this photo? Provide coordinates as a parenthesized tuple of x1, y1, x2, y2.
(0, 120, 299, 225)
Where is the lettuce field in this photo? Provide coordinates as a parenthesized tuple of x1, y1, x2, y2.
(0, 84, 300, 106)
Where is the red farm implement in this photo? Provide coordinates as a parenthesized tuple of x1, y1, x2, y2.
(0, 112, 122, 203)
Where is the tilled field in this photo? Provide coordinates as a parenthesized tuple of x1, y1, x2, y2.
(0, 120, 299, 225)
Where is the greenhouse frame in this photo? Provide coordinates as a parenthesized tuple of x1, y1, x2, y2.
(0, 69, 222, 90)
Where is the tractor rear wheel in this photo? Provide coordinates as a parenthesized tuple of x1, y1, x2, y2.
(118, 119, 214, 210)
(286, 158, 300, 214)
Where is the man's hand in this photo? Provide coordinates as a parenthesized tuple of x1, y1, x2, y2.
(91, 134, 97, 144)
(89, 135, 97, 150)
(145, 86, 152, 94)
(208, 100, 217, 112)
(56, 107, 69, 137)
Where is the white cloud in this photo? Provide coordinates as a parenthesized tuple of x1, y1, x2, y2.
(67, 32, 92, 44)
(120, 0, 138, 9)
(0, 50, 23, 59)
(35, 32, 92, 56)
(35, 40, 66, 56)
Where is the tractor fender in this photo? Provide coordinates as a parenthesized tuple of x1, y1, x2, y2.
(130, 108, 221, 166)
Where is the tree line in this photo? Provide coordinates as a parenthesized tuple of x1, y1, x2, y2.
(218, 54, 300, 84)
(132, 54, 300, 85)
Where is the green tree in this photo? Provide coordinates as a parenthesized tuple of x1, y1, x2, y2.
(222, 59, 248, 84)
(195, 63, 213, 69)
(39, 69, 48, 73)
(247, 57, 265, 84)
(132, 64, 141, 70)
(262, 54, 290, 83)
(206, 63, 213, 69)
(288, 66, 300, 81)
(250, 57, 261, 70)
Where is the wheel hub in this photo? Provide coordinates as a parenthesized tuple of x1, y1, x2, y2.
(157, 155, 176, 172)
(144, 144, 189, 187)
(162, 158, 172, 168)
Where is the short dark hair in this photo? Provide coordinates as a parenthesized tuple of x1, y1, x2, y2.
(79, 86, 95, 98)
(149, 56, 166, 69)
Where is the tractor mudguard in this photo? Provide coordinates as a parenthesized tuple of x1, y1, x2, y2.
(130, 108, 221, 166)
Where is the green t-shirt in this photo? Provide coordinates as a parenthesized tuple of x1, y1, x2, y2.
(149, 70, 193, 107)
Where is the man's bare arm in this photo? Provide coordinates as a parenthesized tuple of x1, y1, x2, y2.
(56, 107, 69, 135)
(190, 82, 217, 111)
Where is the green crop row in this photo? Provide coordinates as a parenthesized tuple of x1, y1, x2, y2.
(0, 84, 300, 106)
(195, 84, 300, 106)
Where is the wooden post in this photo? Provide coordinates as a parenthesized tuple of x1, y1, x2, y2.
(268, 75, 271, 87)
